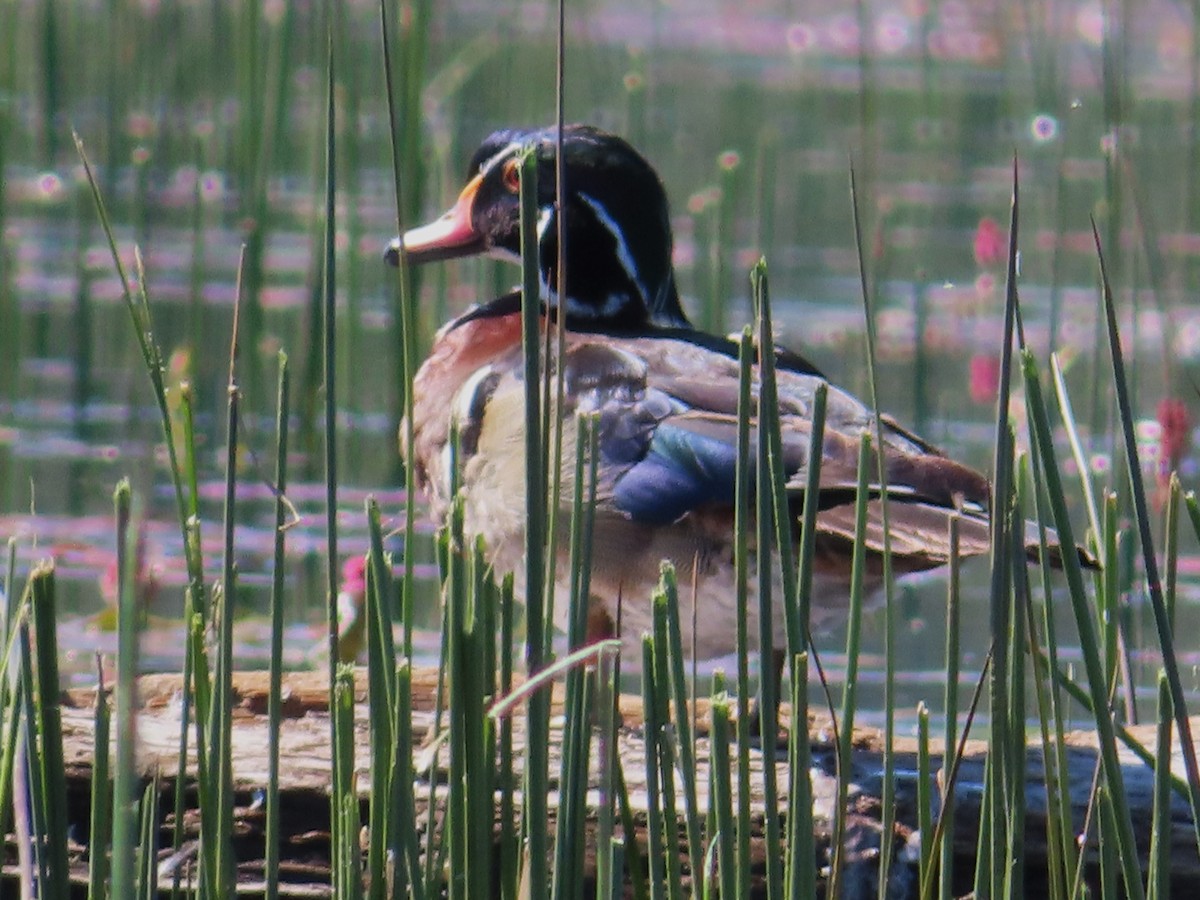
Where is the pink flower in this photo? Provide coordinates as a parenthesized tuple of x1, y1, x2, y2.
(969, 354, 1001, 405)
(341, 555, 368, 594)
(99, 527, 161, 611)
(973, 216, 1006, 269)
(1156, 397, 1191, 472)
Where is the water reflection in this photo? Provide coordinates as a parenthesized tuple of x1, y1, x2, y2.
(3, 2, 1200, 722)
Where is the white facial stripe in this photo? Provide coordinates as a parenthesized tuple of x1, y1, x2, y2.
(479, 141, 524, 176)
(532, 200, 635, 321)
(577, 192, 650, 303)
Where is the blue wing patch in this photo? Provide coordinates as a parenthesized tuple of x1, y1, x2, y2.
(612, 421, 740, 524)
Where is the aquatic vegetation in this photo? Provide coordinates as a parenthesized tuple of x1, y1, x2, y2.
(2, 0, 1200, 897)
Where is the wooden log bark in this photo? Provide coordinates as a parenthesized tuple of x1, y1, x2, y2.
(7, 667, 1199, 897)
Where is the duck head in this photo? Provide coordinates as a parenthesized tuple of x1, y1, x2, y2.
(386, 124, 690, 331)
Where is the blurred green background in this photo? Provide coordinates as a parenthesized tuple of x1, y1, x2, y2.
(1, 1, 1198, 710)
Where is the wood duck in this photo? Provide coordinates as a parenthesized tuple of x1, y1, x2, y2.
(386, 124, 1075, 665)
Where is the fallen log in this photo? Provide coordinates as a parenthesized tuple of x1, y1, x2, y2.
(5, 667, 1199, 897)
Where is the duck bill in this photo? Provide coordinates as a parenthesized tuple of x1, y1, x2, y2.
(385, 174, 486, 266)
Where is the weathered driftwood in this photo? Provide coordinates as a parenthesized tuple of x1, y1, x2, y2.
(8, 667, 1200, 897)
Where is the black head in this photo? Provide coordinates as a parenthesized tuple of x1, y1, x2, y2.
(386, 124, 689, 330)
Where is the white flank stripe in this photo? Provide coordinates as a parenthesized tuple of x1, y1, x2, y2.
(577, 192, 650, 304)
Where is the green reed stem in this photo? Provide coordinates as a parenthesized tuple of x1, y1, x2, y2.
(733, 323, 753, 900)
(75, 132, 211, 894)
(431, 620, 458, 870)
(614, 761, 650, 900)
(319, 33, 353, 896)
(209, 246, 246, 895)
(497, 572, 518, 900)
(1021, 343, 1145, 899)
(749, 263, 782, 898)
(1020, 470, 1072, 900)
(332, 665, 360, 899)
(595, 641, 619, 900)
(917, 702, 933, 883)
(1100, 492, 1121, 699)
(923, 625, 992, 894)
(0, 540, 18, 849)
(517, 145, 550, 897)
(87, 658, 110, 900)
(986, 160, 1022, 900)
(973, 742, 992, 899)
(185, 607, 216, 897)
(74, 136, 207, 605)
(1024, 403, 1084, 895)
(785, 649, 814, 900)
(1099, 782, 1121, 900)
(710, 693, 736, 900)
(365, 503, 399, 900)
(391, 660, 423, 897)
(445, 474, 468, 900)
(554, 415, 598, 900)
(29, 562, 67, 899)
(0, 0, 9, 393)
(828, 432, 872, 900)
(171, 385, 199, 891)
(848, 165, 898, 900)
(651, 596, 684, 900)
(936, 517, 960, 900)
(1005, 504, 1028, 897)
(1146, 673, 1172, 900)
(542, 0, 570, 678)
(2, 540, 13, 627)
(1092, 219, 1200, 852)
(111, 481, 138, 900)
(467, 541, 497, 900)
(381, 0, 425, 520)
(0, 696, 18, 877)
(1025, 614, 1068, 900)
(137, 775, 159, 899)
(638, 636, 667, 900)
(1164, 476, 1180, 634)
(1050, 355, 1102, 554)
(655, 566, 702, 887)
(787, 381, 825, 900)
(265, 352, 290, 900)
(1032, 645, 1187, 798)
(489, 641, 620, 722)
(16, 615, 48, 891)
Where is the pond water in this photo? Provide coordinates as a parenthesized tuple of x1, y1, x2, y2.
(4, 1, 1200, 724)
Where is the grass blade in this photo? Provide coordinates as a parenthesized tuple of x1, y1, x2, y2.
(1021, 342, 1145, 898)
(827, 432, 872, 900)
(111, 481, 139, 900)
(1092, 219, 1200, 851)
(1147, 674, 1172, 899)
(847, 161, 898, 899)
(517, 144, 551, 898)
(29, 561, 68, 899)
(265, 352, 291, 900)
(87, 658, 110, 900)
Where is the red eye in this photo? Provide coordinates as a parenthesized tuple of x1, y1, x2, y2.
(501, 159, 520, 193)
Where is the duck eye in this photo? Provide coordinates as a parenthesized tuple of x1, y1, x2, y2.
(501, 159, 520, 193)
